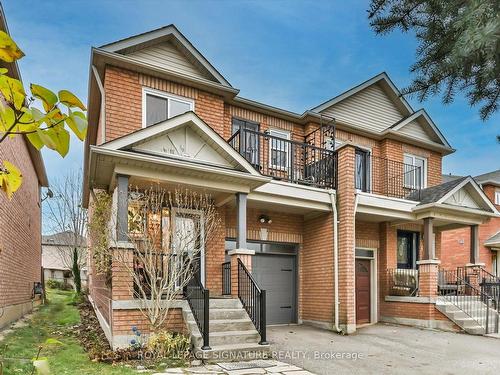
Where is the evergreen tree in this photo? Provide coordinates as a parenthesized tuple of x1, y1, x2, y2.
(368, 0, 500, 121)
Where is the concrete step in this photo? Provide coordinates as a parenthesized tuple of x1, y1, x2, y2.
(465, 325, 486, 335)
(192, 329, 261, 347)
(193, 342, 271, 361)
(209, 298, 242, 309)
(209, 308, 249, 320)
(187, 318, 255, 332)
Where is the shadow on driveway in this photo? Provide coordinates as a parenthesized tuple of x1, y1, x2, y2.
(268, 323, 500, 375)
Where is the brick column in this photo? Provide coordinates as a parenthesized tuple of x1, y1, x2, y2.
(111, 242, 135, 301)
(416, 260, 440, 297)
(229, 249, 255, 296)
(336, 144, 357, 334)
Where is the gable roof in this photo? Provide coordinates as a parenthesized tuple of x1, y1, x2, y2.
(474, 169, 500, 187)
(42, 231, 86, 247)
(410, 176, 498, 214)
(310, 72, 453, 153)
(101, 111, 261, 177)
(311, 72, 413, 114)
(485, 231, 500, 247)
(99, 24, 231, 87)
(385, 109, 452, 149)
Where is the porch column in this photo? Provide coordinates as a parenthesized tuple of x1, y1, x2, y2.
(116, 174, 129, 242)
(418, 217, 439, 297)
(470, 225, 480, 264)
(230, 192, 253, 296)
(423, 217, 435, 260)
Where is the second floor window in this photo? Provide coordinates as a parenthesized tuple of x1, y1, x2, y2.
(143, 88, 194, 127)
(269, 129, 290, 169)
(495, 190, 500, 205)
(403, 154, 427, 189)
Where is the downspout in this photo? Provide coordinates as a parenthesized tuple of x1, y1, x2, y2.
(91, 65, 105, 143)
(329, 190, 342, 333)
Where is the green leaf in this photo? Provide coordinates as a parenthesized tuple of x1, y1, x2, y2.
(38, 124, 69, 157)
(66, 111, 87, 141)
(58, 90, 86, 111)
(32, 358, 50, 375)
(44, 338, 64, 345)
(0, 31, 24, 62)
(0, 75, 26, 110)
(31, 84, 57, 112)
(0, 67, 8, 74)
(0, 160, 23, 199)
(0, 105, 16, 133)
(26, 131, 44, 150)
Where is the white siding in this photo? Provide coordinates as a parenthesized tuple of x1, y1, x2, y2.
(320, 83, 403, 132)
(398, 119, 440, 143)
(127, 42, 211, 81)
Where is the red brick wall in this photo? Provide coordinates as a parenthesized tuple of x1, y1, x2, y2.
(112, 308, 185, 335)
(300, 213, 334, 323)
(0, 136, 41, 314)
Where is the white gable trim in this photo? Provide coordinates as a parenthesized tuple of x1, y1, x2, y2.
(414, 177, 499, 215)
(310, 72, 413, 114)
(100, 111, 261, 177)
(99, 25, 231, 87)
(386, 109, 452, 149)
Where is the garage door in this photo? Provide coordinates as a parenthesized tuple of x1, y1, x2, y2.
(252, 253, 296, 325)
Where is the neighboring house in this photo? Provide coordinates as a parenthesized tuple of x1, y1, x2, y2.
(0, 6, 48, 329)
(82, 25, 499, 352)
(441, 170, 500, 275)
(42, 231, 88, 289)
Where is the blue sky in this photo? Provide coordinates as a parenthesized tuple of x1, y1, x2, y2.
(4, 0, 499, 184)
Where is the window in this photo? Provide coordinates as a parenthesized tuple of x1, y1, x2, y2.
(495, 190, 500, 205)
(142, 88, 194, 127)
(403, 154, 427, 189)
(232, 118, 260, 165)
(269, 129, 290, 169)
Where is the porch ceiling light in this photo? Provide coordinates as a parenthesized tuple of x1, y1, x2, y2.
(259, 214, 272, 224)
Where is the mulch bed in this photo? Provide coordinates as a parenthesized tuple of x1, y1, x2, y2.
(75, 298, 141, 363)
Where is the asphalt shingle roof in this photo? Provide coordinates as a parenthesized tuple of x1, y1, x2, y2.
(474, 170, 500, 185)
(42, 231, 86, 247)
(485, 232, 500, 246)
(407, 177, 468, 204)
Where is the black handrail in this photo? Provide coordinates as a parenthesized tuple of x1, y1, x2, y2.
(222, 261, 231, 295)
(237, 258, 267, 345)
(228, 129, 337, 189)
(438, 268, 498, 334)
(184, 275, 210, 350)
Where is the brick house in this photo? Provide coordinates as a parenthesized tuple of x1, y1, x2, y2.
(0, 6, 49, 329)
(82, 26, 499, 353)
(441, 170, 500, 275)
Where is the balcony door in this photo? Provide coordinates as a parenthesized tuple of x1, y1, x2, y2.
(232, 118, 260, 166)
(355, 149, 370, 192)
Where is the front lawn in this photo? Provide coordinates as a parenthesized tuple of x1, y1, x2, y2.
(0, 289, 137, 375)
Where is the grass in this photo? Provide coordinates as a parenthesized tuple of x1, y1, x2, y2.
(0, 289, 137, 375)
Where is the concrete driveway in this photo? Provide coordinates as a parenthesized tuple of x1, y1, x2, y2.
(268, 323, 500, 375)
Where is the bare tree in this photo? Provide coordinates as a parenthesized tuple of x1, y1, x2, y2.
(110, 187, 221, 331)
(43, 170, 87, 294)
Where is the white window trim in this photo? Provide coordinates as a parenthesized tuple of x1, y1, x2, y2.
(495, 190, 500, 205)
(268, 128, 291, 170)
(142, 87, 195, 128)
(403, 153, 427, 189)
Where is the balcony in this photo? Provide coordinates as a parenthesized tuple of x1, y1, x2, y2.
(228, 128, 338, 189)
(227, 128, 422, 201)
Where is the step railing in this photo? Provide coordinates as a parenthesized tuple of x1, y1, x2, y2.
(222, 261, 231, 295)
(237, 258, 268, 345)
(438, 268, 499, 334)
(184, 274, 210, 350)
(461, 266, 500, 309)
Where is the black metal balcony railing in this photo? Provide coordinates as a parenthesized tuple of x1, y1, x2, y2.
(358, 154, 422, 200)
(228, 128, 337, 189)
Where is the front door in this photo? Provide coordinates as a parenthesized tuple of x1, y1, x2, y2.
(355, 258, 371, 325)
